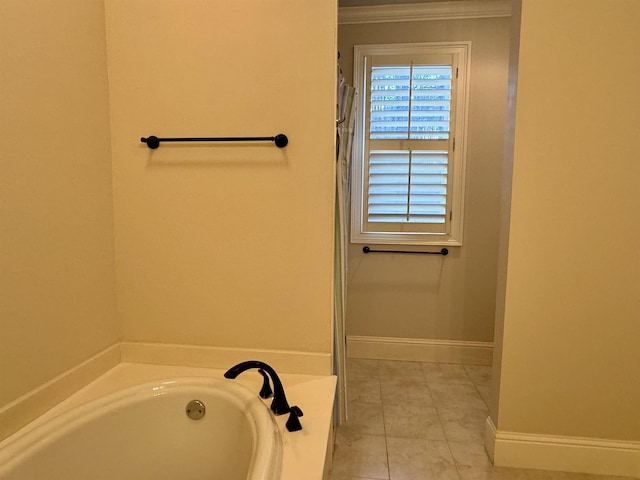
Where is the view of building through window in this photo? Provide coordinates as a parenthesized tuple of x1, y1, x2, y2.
(370, 65, 452, 140)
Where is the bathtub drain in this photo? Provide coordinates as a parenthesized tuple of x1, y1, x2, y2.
(185, 399, 206, 420)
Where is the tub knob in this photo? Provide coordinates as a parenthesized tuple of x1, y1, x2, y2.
(285, 406, 304, 432)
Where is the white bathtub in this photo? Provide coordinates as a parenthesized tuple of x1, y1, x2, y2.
(0, 377, 282, 480)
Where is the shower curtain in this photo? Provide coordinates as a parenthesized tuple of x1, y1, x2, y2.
(333, 63, 356, 425)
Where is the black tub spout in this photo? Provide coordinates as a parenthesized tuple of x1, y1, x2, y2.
(224, 360, 290, 415)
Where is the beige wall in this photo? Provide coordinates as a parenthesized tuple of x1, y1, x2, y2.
(1, 0, 336, 412)
(339, 17, 510, 342)
(0, 0, 119, 407)
(493, 0, 640, 441)
(105, 0, 337, 354)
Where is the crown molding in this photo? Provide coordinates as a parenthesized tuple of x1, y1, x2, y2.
(338, 0, 511, 25)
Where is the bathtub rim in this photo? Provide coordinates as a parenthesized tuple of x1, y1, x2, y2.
(0, 376, 283, 480)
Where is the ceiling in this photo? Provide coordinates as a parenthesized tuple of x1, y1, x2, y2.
(339, 0, 459, 6)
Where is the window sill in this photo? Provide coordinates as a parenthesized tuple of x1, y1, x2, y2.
(351, 231, 462, 247)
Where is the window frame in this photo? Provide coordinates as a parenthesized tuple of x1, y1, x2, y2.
(351, 42, 471, 246)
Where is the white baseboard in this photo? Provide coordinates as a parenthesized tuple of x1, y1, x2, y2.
(120, 341, 333, 376)
(485, 416, 640, 478)
(346, 335, 493, 365)
(0, 343, 121, 443)
(485, 416, 497, 462)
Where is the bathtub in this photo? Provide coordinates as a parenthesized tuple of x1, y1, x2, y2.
(0, 377, 282, 480)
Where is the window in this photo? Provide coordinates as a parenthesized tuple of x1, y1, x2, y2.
(351, 43, 470, 246)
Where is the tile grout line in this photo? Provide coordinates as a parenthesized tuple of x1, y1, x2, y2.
(423, 363, 467, 480)
(463, 365, 492, 411)
(376, 360, 392, 480)
(420, 364, 467, 479)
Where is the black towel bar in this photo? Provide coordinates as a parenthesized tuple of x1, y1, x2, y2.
(140, 134, 288, 149)
(363, 246, 448, 256)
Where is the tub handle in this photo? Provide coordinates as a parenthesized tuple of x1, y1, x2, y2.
(258, 368, 273, 399)
(286, 406, 304, 432)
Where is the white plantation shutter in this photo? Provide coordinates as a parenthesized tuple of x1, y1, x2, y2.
(368, 150, 448, 224)
(352, 43, 469, 245)
(364, 57, 454, 235)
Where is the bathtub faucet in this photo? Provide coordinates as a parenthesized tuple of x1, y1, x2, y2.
(224, 361, 290, 416)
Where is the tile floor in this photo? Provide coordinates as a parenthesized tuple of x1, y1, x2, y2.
(329, 358, 629, 480)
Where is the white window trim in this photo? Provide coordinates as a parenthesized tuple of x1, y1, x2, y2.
(351, 42, 471, 246)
